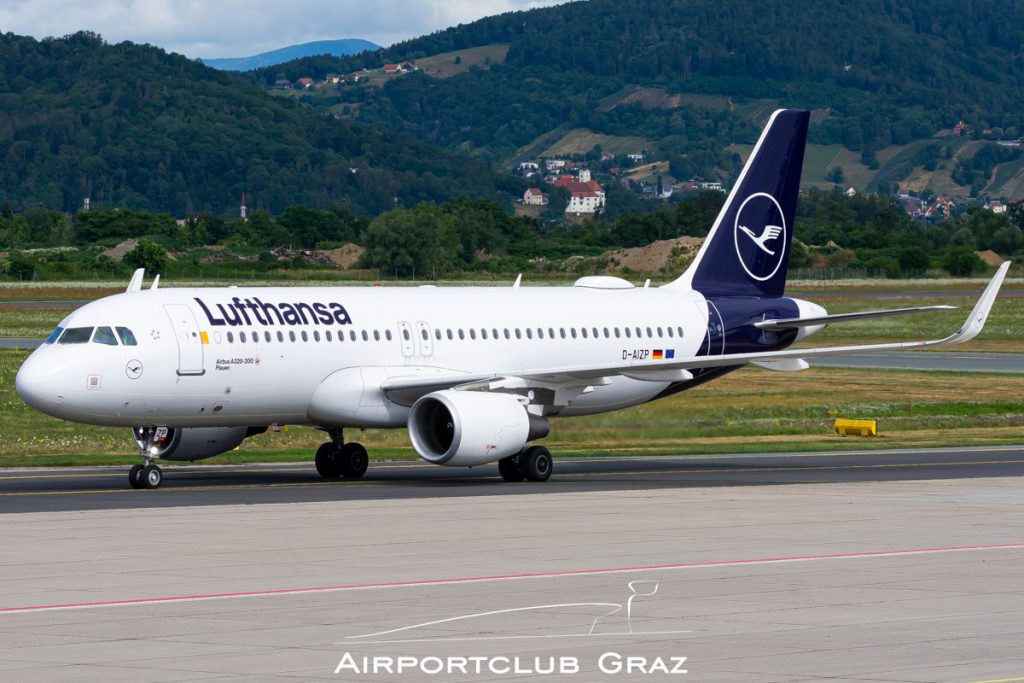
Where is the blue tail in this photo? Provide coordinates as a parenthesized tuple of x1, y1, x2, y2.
(666, 109, 809, 298)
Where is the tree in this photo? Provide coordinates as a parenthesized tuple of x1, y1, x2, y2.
(941, 246, 985, 276)
(124, 239, 168, 274)
(360, 204, 460, 277)
(826, 166, 845, 184)
(898, 246, 931, 274)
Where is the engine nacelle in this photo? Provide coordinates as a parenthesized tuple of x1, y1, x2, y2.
(132, 426, 253, 461)
(408, 390, 549, 467)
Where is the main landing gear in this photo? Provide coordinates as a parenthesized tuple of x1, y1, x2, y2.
(498, 445, 553, 483)
(130, 426, 165, 490)
(315, 428, 369, 480)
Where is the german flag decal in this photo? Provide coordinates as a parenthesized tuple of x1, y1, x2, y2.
(652, 350, 664, 360)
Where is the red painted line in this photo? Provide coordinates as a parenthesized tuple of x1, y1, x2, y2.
(2, 543, 1021, 615)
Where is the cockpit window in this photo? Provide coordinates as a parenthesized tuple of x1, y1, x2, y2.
(93, 326, 118, 346)
(45, 326, 64, 344)
(116, 327, 138, 346)
(58, 327, 94, 344)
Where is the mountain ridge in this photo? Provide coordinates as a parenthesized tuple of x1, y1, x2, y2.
(202, 38, 379, 71)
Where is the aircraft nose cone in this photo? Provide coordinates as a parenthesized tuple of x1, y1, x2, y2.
(15, 351, 66, 414)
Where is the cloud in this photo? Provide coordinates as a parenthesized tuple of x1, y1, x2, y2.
(0, 0, 569, 58)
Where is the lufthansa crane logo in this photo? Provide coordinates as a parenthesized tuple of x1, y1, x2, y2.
(734, 192, 787, 282)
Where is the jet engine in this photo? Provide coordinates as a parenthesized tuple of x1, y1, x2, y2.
(131, 426, 259, 461)
(407, 390, 549, 467)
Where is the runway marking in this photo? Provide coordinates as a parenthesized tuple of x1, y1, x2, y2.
(1, 543, 1021, 615)
(1, 458, 1021, 498)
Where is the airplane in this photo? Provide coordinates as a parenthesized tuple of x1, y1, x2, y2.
(15, 109, 1011, 489)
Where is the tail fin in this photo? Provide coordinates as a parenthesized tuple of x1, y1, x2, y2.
(666, 109, 810, 298)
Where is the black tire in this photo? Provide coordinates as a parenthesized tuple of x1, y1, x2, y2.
(140, 464, 163, 489)
(519, 446, 553, 482)
(315, 442, 342, 478)
(128, 464, 144, 489)
(498, 455, 525, 482)
(339, 442, 369, 479)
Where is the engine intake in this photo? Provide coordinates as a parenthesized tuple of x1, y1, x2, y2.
(408, 390, 549, 467)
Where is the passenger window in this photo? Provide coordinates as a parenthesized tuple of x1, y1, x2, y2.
(559, 328, 566, 339)
(240, 331, 247, 343)
(458, 329, 465, 340)
(373, 330, 380, 341)
(614, 327, 620, 338)
(59, 327, 93, 344)
(624, 328, 631, 338)
(45, 326, 64, 344)
(386, 330, 393, 341)
(115, 327, 137, 346)
(421, 329, 428, 340)
(592, 327, 599, 338)
(325, 330, 332, 342)
(277, 331, 284, 342)
(504, 328, 510, 339)
(215, 332, 223, 343)
(470, 329, 476, 340)
(447, 329, 454, 340)
(350, 330, 357, 341)
(536, 328, 543, 339)
(570, 328, 577, 339)
(677, 326, 684, 337)
(227, 332, 234, 343)
(265, 331, 272, 342)
(314, 330, 321, 342)
(514, 328, 522, 339)
(435, 329, 442, 340)
(481, 329, 488, 340)
(548, 327, 555, 338)
(580, 328, 587, 339)
(338, 330, 345, 342)
(667, 327, 673, 338)
(657, 327, 663, 337)
(525, 328, 532, 339)
(493, 328, 499, 339)
(361, 330, 369, 341)
(301, 331, 309, 342)
(289, 331, 296, 342)
(603, 327, 610, 338)
(646, 327, 653, 337)
(252, 332, 259, 344)
(403, 329, 411, 341)
(636, 327, 643, 337)
(92, 326, 118, 346)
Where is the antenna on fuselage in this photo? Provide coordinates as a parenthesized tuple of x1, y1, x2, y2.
(126, 268, 145, 293)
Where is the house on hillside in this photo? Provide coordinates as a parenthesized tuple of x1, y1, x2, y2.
(272, 79, 292, 90)
(555, 169, 606, 215)
(296, 77, 314, 88)
(326, 73, 343, 84)
(382, 63, 401, 74)
(523, 188, 548, 206)
(984, 200, 1007, 214)
(627, 153, 646, 164)
(698, 180, 723, 191)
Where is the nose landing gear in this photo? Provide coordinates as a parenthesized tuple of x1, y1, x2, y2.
(130, 426, 166, 489)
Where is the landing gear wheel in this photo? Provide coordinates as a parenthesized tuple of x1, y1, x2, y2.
(519, 446, 553, 482)
(140, 464, 163, 489)
(128, 464, 144, 489)
(315, 442, 342, 478)
(498, 455, 525, 482)
(338, 442, 368, 479)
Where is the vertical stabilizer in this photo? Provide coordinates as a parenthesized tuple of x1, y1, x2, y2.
(665, 109, 810, 297)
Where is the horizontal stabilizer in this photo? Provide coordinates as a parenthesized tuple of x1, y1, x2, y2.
(755, 305, 957, 330)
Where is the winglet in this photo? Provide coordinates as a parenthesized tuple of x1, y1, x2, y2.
(126, 268, 145, 292)
(942, 261, 1011, 345)
(513, 274, 522, 289)
(150, 274, 160, 290)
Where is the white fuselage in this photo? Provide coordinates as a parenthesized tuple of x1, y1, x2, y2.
(16, 283, 712, 429)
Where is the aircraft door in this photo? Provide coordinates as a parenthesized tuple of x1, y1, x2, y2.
(397, 321, 415, 357)
(415, 321, 434, 356)
(165, 304, 206, 375)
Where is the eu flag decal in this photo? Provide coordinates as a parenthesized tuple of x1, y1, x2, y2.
(665, 349, 675, 359)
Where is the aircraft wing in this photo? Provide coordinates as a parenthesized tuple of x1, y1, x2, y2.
(382, 262, 1009, 405)
(754, 305, 956, 330)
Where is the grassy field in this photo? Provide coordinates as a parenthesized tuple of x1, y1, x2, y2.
(416, 44, 509, 79)
(541, 128, 652, 157)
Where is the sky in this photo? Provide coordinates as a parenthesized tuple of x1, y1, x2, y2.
(0, 0, 569, 59)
